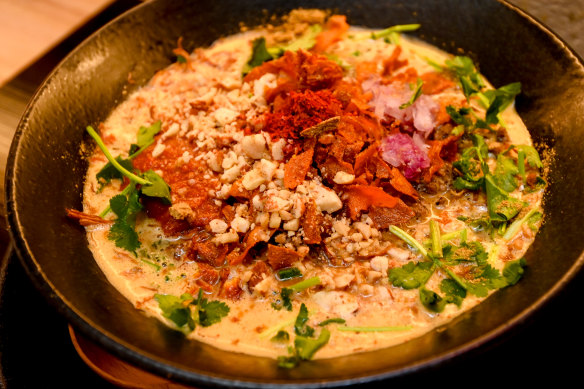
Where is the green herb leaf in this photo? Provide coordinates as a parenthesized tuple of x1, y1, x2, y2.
(440, 278, 466, 307)
(399, 78, 424, 109)
(389, 261, 434, 289)
(96, 156, 134, 189)
(276, 24, 322, 54)
(155, 290, 229, 332)
(294, 329, 331, 360)
(514, 145, 543, 168)
(271, 330, 290, 343)
(272, 288, 293, 311)
(482, 82, 521, 124)
(318, 318, 346, 326)
(108, 188, 143, 254)
(494, 154, 519, 193)
(444, 56, 485, 100)
(242, 37, 273, 75)
(485, 174, 525, 222)
(277, 267, 303, 281)
(419, 287, 447, 312)
(154, 293, 194, 329)
(141, 170, 172, 204)
(503, 258, 526, 286)
(197, 299, 230, 327)
(294, 303, 315, 337)
(136, 121, 162, 149)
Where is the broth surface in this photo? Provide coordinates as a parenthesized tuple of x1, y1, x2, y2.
(80, 12, 544, 362)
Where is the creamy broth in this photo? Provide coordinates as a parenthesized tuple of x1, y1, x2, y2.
(79, 11, 544, 364)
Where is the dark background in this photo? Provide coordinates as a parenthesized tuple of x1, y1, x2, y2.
(1, 0, 583, 387)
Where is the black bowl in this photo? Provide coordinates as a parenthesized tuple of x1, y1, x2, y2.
(5, 0, 584, 387)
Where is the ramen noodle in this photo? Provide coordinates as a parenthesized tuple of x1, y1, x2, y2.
(73, 10, 545, 366)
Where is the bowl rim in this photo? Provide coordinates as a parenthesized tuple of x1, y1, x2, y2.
(5, 0, 584, 387)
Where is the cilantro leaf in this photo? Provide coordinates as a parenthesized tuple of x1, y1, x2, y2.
(242, 37, 273, 75)
(440, 278, 466, 307)
(294, 329, 331, 360)
(503, 258, 526, 286)
(136, 121, 162, 148)
(96, 156, 134, 190)
(419, 287, 447, 312)
(197, 299, 230, 327)
(514, 145, 543, 168)
(444, 56, 485, 100)
(108, 188, 143, 254)
(389, 261, 434, 289)
(481, 82, 521, 124)
(155, 290, 229, 333)
(294, 303, 315, 337)
(494, 154, 519, 192)
(272, 287, 293, 311)
(485, 174, 525, 222)
(154, 293, 194, 330)
(271, 330, 290, 343)
(141, 170, 172, 204)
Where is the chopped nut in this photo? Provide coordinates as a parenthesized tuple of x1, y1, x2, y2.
(333, 171, 355, 185)
(241, 134, 267, 159)
(269, 213, 282, 229)
(209, 219, 228, 234)
(231, 217, 250, 233)
(283, 218, 299, 231)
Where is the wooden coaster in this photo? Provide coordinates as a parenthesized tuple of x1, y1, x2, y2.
(69, 326, 195, 388)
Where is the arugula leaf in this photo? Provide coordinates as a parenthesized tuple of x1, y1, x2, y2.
(399, 78, 424, 109)
(141, 170, 172, 204)
(389, 261, 434, 289)
(277, 267, 303, 281)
